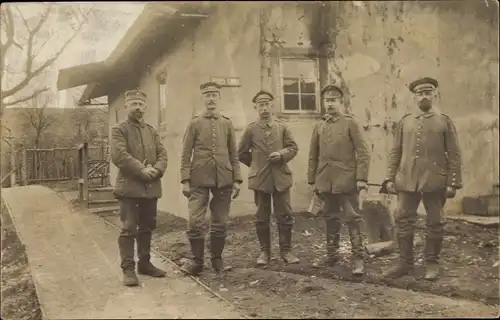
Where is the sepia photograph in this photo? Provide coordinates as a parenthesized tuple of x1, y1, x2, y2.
(1, 1, 499, 319)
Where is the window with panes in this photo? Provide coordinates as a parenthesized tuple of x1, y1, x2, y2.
(280, 58, 320, 113)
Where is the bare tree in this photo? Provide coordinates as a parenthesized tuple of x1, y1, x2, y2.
(0, 3, 95, 116)
(20, 94, 58, 148)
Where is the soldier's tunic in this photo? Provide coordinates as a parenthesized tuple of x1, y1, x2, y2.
(307, 113, 370, 258)
(237, 117, 298, 229)
(180, 111, 242, 240)
(111, 117, 168, 269)
(385, 110, 462, 261)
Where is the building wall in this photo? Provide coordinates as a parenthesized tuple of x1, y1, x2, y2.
(108, 1, 498, 218)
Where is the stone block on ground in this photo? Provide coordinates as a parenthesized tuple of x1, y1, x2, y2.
(365, 241, 395, 256)
(361, 194, 395, 244)
(447, 214, 499, 227)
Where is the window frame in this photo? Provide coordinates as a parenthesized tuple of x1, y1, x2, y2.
(157, 71, 167, 129)
(279, 57, 321, 114)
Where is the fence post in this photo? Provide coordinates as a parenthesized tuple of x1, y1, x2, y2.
(21, 145, 28, 186)
(77, 145, 83, 202)
(10, 142, 16, 187)
(82, 142, 89, 207)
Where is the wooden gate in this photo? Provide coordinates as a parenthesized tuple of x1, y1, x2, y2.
(77, 142, 112, 206)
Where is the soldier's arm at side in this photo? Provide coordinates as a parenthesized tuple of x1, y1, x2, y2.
(237, 125, 252, 167)
(227, 121, 243, 183)
(110, 125, 145, 178)
(384, 117, 404, 183)
(307, 123, 320, 185)
(349, 118, 371, 182)
(153, 130, 168, 178)
(443, 116, 463, 189)
(278, 125, 299, 163)
(180, 120, 196, 184)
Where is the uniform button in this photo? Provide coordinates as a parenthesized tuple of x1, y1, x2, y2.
(416, 156, 419, 158)
(453, 173, 456, 176)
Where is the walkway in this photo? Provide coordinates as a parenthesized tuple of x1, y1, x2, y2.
(1, 185, 243, 319)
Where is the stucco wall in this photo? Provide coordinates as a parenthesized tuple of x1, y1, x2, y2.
(108, 1, 499, 218)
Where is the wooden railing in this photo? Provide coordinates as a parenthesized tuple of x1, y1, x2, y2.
(77, 142, 111, 206)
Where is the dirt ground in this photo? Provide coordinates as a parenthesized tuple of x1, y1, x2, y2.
(114, 210, 500, 318)
(1, 206, 42, 320)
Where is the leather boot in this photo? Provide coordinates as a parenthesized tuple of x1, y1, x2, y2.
(180, 238, 204, 276)
(324, 219, 341, 266)
(424, 235, 443, 281)
(118, 236, 139, 286)
(137, 232, 166, 278)
(383, 234, 414, 278)
(278, 226, 299, 264)
(348, 221, 365, 276)
(210, 236, 226, 273)
(256, 225, 271, 266)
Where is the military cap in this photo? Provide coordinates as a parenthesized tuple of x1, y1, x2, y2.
(320, 84, 344, 97)
(252, 90, 274, 103)
(125, 90, 147, 103)
(200, 81, 221, 94)
(408, 77, 438, 93)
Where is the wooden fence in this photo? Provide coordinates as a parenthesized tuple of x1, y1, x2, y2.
(5, 144, 109, 187)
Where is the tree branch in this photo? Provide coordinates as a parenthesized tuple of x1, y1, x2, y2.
(2, 87, 49, 107)
(1, 5, 92, 100)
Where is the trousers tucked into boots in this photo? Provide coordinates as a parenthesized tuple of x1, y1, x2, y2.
(118, 198, 163, 285)
(256, 224, 271, 265)
(210, 236, 226, 273)
(385, 191, 446, 279)
(322, 193, 365, 268)
(254, 189, 299, 264)
(182, 186, 232, 276)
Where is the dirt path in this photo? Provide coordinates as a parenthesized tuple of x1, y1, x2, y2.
(96, 210, 500, 318)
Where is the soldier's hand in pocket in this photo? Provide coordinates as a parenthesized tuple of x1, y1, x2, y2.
(232, 182, 241, 199)
(445, 186, 457, 198)
(182, 182, 191, 198)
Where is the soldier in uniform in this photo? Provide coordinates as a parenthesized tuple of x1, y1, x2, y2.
(383, 77, 462, 281)
(237, 90, 300, 266)
(307, 84, 371, 275)
(180, 82, 242, 276)
(110, 90, 168, 286)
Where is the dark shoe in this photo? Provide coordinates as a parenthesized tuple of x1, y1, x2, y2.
(210, 236, 227, 273)
(424, 261, 440, 281)
(383, 261, 414, 278)
(324, 254, 341, 267)
(123, 268, 139, 286)
(256, 251, 270, 266)
(424, 235, 443, 281)
(278, 226, 299, 264)
(138, 262, 166, 277)
(352, 258, 365, 276)
(384, 234, 414, 279)
(181, 238, 205, 276)
(281, 251, 300, 264)
(256, 225, 271, 266)
(180, 259, 204, 276)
